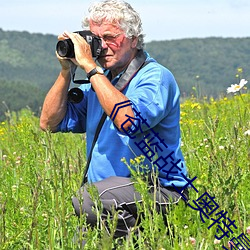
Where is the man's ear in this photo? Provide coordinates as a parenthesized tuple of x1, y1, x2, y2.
(131, 36, 139, 48)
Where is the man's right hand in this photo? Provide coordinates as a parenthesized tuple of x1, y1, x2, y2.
(56, 33, 79, 71)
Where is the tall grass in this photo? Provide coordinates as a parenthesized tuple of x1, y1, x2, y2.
(0, 93, 249, 249)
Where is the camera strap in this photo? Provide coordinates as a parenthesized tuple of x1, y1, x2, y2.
(81, 50, 150, 185)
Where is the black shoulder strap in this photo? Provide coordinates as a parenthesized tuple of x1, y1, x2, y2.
(81, 50, 149, 185)
(115, 49, 147, 91)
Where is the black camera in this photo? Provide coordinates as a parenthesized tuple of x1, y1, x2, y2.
(56, 30, 102, 58)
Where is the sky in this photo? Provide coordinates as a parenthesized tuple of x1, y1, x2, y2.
(1, 0, 250, 42)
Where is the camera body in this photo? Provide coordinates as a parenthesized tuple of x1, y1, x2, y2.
(56, 30, 102, 58)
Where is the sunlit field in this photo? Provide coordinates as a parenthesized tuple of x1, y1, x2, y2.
(0, 89, 249, 249)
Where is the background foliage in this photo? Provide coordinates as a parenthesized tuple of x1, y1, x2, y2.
(0, 28, 250, 120)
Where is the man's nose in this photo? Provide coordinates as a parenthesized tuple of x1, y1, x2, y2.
(101, 38, 108, 49)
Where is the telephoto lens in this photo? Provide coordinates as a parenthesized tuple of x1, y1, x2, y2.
(56, 39, 75, 58)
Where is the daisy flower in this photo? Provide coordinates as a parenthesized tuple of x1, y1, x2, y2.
(227, 79, 248, 93)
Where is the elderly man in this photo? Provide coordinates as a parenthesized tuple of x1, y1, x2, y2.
(40, 0, 189, 243)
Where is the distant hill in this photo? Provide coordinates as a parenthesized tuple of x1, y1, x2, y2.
(145, 37, 250, 98)
(0, 29, 60, 88)
(0, 29, 60, 120)
(0, 28, 249, 120)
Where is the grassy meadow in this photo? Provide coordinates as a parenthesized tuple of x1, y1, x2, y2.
(0, 90, 249, 249)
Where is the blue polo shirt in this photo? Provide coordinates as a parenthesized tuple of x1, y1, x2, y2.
(57, 52, 188, 187)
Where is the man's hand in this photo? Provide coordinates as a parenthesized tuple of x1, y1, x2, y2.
(62, 31, 96, 73)
(56, 33, 79, 71)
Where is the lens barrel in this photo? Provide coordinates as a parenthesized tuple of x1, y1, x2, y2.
(56, 39, 75, 58)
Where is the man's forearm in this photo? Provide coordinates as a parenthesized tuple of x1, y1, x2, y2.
(40, 70, 71, 132)
(90, 73, 134, 131)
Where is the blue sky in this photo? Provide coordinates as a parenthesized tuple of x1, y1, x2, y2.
(1, 0, 250, 42)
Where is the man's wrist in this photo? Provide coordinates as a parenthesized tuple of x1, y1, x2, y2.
(87, 66, 104, 80)
(60, 68, 71, 79)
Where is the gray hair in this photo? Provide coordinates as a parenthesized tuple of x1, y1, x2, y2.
(82, 0, 145, 49)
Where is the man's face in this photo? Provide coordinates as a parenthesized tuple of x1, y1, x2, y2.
(89, 20, 138, 73)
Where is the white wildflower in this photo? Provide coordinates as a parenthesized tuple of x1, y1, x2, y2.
(214, 239, 221, 244)
(227, 79, 248, 93)
(244, 130, 250, 136)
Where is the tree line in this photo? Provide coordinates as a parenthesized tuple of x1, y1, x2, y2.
(0, 28, 249, 120)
